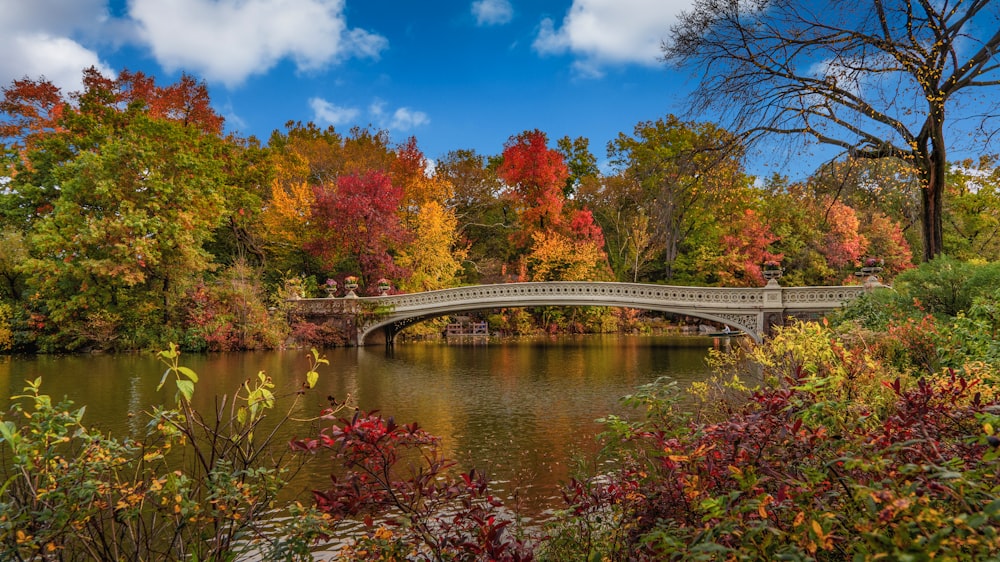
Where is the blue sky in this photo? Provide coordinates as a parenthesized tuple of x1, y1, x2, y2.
(3, 0, 706, 171)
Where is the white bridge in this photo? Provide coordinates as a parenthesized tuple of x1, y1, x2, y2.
(290, 281, 869, 346)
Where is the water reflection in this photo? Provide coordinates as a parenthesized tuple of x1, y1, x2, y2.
(0, 335, 716, 516)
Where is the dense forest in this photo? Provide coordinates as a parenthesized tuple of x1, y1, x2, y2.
(1, 68, 997, 353)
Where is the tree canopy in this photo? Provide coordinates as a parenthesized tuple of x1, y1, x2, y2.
(664, 0, 1000, 260)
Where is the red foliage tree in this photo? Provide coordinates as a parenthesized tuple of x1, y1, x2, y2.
(498, 129, 569, 236)
(0, 78, 65, 148)
(719, 208, 783, 286)
(305, 171, 410, 286)
(821, 199, 867, 270)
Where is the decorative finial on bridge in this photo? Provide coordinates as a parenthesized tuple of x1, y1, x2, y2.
(855, 258, 885, 290)
(762, 261, 783, 287)
(344, 276, 359, 298)
(377, 278, 391, 296)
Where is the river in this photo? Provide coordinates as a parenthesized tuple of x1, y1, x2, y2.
(0, 334, 717, 524)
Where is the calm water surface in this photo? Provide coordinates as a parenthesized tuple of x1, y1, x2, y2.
(0, 334, 717, 518)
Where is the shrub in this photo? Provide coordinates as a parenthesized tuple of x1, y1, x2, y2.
(549, 321, 1000, 560)
(0, 346, 335, 561)
(292, 411, 535, 561)
(893, 255, 1000, 317)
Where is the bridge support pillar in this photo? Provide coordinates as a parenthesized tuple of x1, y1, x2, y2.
(357, 325, 397, 347)
(761, 279, 786, 338)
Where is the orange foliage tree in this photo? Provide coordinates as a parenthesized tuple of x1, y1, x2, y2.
(498, 129, 611, 280)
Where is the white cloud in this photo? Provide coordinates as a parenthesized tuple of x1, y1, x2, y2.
(0, 33, 116, 93)
(311, 97, 428, 132)
(129, 0, 388, 88)
(472, 0, 513, 26)
(369, 99, 387, 119)
(5, 0, 110, 36)
(390, 107, 430, 131)
(533, 0, 690, 73)
(364, 98, 429, 131)
(0, 0, 116, 93)
(310, 97, 360, 125)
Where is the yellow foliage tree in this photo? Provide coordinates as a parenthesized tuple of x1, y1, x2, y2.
(396, 201, 467, 291)
(261, 178, 315, 250)
(526, 230, 613, 282)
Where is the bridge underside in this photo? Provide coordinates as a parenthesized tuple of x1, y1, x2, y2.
(361, 301, 775, 346)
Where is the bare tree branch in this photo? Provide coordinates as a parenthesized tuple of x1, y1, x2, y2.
(664, 0, 1000, 259)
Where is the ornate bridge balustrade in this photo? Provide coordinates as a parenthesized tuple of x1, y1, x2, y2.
(289, 281, 868, 346)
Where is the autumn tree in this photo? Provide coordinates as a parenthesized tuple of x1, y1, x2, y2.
(0, 68, 231, 349)
(943, 156, 1000, 261)
(396, 201, 467, 291)
(807, 158, 923, 255)
(1, 67, 224, 225)
(718, 209, 782, 286)
(498, 130, 613, 281)
(305, 171, 409, 288)
(607, 116, 749, 281)
(435, 149, 510, 281)
(820, 199, 868, 271)
(498, 129, 570, 241)
(393, 137, 452, 228)
(21, 111, 229, 348)
(527, 230, 612, 282)
(861, 211, 914, 277)
(665, 0, 1000, 260)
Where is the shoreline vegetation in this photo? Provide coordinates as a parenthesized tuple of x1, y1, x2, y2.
(2, 258, 1000, 559)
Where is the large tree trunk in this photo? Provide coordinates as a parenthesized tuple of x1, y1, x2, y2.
(919, 120, 948, 261)
(920, 171, 945, 261)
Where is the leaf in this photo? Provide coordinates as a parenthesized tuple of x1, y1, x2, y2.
(0, 421, 17, 445)
(176, 379, 194, 402)
(306, 370, 318, 389)
(157, 368, 171, 391)
(177, 366, 198, 383)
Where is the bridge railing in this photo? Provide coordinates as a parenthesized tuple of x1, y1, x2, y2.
(290, 281, 866, 316)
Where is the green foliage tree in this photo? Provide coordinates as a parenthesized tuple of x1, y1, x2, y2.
(607, 116, 749, 281)
(20, 110, 229, 350)
(944, 156, 1000, 261)
(556, 135, 599, 198)
(436, 149, 512, 282)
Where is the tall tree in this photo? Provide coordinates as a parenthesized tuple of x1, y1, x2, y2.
(435, 149, 511, 281)
(21, 112, 229, 345)
(392, 137, 452, 227)
(396, 201, 467, 291)
(1, 68, 230, 349)
(607, 116, 748, 280)
(556, 135, 600, 198)
(497, 129, 569, 241)
(944, 156, 1000, 261)
(665, 0, 1000, 260)
(305, 171, 409, 287)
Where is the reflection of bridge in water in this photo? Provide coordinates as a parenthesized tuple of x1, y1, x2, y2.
(290, 281, 870, 346)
